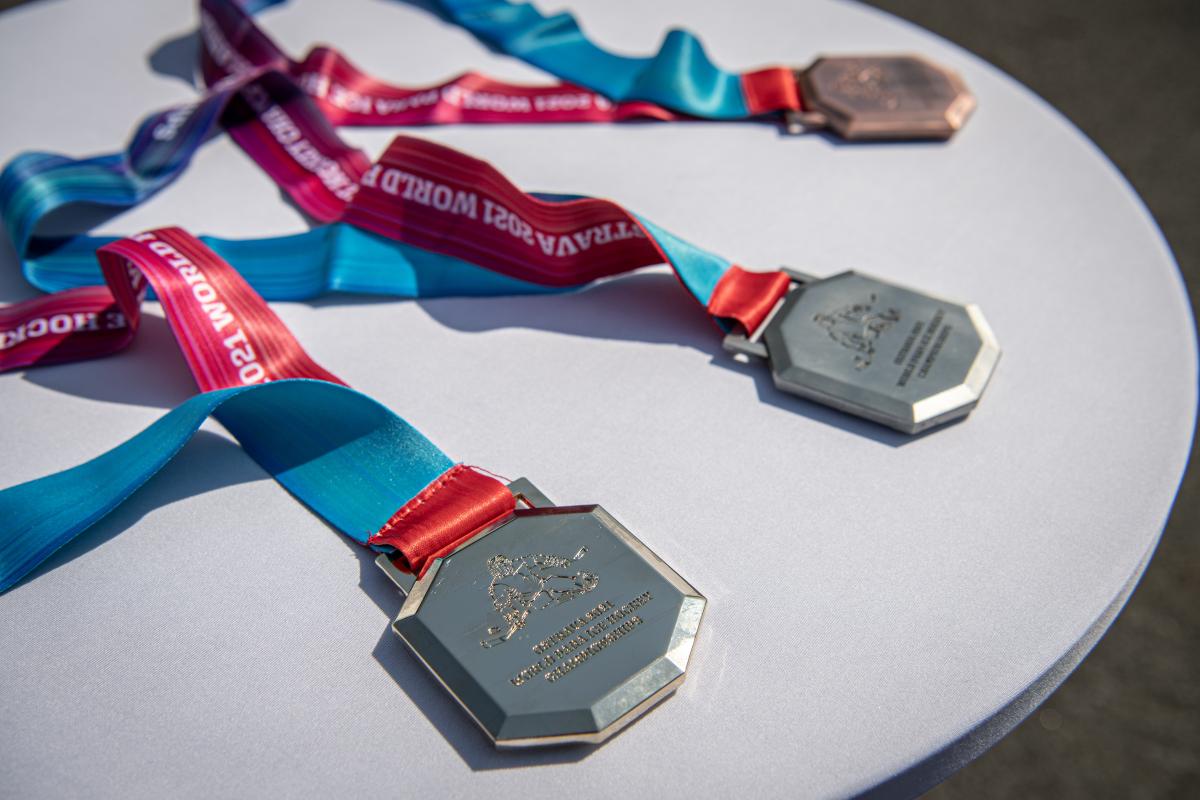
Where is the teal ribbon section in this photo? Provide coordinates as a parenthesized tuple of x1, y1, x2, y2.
(0, 379, 453, 593)
(3, 125, 724, 307)
(25, 224, 565, 300)
(20, 211, 728, 310)
(431, 0, 750, 118)
(633, 213, 727, 310)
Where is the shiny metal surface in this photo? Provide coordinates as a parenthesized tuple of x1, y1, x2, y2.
(376, 480, 705, 748)
(725, 271, 999, 433)
(794, 55, 975, 139)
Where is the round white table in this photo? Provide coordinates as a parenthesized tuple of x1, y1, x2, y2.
(0, 1, 1194, 797)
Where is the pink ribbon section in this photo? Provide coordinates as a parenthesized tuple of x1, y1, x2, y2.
(200, 0, 683, 129)
(343, 136, 665, 285)
(96, 228, 345, 391)
(0, 287, 130, 372)
(1, 228, 342, 390)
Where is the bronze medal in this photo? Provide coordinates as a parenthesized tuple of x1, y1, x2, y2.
(789, 55, 975, 140)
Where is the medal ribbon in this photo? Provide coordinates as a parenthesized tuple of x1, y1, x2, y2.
(341, 135, 790, 333)
(0, 227, 515, 593)
(5, 55, 790, 338)
(3, 0, 683, 289)
(1, 0, 797, 261)
(202, 0, 681, 127)
(427, 0, 802, 118)
(0, 0, 798, 594)
(1, 67, 580, 302)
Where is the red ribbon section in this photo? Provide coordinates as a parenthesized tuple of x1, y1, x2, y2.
(707, 266, 793, 333)
(96, 228, 345, 391)
(368, 464, 517, 575)
(294, 52, 680, 128)
(200, 0, 683, 130)
(740, 67, 804, 116)
(222, 75, 373, 222)
(343, 136, 664, 285)
(218, 82, 791, 334)
(2, 227, 343, 388)
(196, 0, 797, 334)
(342, 135, 792, 332)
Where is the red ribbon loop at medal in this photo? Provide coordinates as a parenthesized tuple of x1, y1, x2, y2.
(369, 464, 518, 575)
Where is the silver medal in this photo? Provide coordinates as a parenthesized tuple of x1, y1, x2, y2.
(724, 270, 1000, 433)
(377, 479, 705, 748)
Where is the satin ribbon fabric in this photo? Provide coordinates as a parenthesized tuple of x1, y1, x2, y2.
(2, 0, 790, 335)
(429, 0, 802, 118)
(0, 227, 510, 593)
(6, 112, 788, 338)
(0, 0, 797, 594)
(202, 0, 680, 127)
(1, 0, 674, 278)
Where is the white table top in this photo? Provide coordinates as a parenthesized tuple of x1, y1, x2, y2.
(0, 0, 1194, 798)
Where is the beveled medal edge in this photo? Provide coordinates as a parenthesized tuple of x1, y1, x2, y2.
(909, 303, 1000, 428)
(964, 303, 1002, 395)
(395, 558, 442, 624)
(390, 499, 706, 749)
(587, 594, 706, 734)
(495, 672, 687, 749)
(588, 506, 706, 603)
(770, 367, 923, 433)
(944, 90, 978, 133)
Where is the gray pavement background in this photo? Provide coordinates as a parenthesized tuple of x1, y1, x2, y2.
(857, 1, 1200, 796)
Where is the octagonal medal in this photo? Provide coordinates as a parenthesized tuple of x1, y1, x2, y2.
(377, 480, 705, 748)
(797, 55, 975, 140)
(726, 271, 999, 433)
(769, 272, 998, 432)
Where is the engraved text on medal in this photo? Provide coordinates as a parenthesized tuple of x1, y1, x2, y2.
(509, 591, 654, 686)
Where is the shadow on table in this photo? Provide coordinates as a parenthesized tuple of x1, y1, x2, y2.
(403, 272, 932, 448)
(0, 230, 39, 305)
(310, 273, 925, 445)
(18, 311, 204, 408)
(338, 535, 606, 770)
(148, 29, 198, 87)
(0, 85, 925, 449)
(2, 417, 592, 769)
(9, 257, 925, 447)
(5, 430, 267, 592)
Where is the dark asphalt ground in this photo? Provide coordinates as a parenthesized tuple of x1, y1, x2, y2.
(857, 1, 1200, 797)
(0, 0, 1195, 796)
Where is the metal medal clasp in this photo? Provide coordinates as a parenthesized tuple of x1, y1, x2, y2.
(788, 55, 975, 139)
(723, 269, 1000, 434)
(376, 479, 705, 748)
